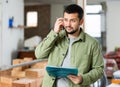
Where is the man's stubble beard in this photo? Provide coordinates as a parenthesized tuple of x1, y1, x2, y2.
(65, 27, 79, 34)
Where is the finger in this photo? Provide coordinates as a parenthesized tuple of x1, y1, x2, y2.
(67, 75, 74, 81)
(68, 75, 76, 78)
(57, 17, 64, 22)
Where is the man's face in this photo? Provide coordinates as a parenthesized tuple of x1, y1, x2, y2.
(63, 12, 81, 34)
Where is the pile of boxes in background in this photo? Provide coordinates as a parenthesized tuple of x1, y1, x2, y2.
(0, 58, 48, 87)
(105, 59, 118, 78)
(104, 48, 120, 78)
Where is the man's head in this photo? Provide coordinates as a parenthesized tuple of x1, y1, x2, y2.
(63, 4, 84, 35)
(64, 4, 84, 20)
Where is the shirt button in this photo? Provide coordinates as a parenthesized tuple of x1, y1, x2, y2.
(54, 35, 57, 37)
(52, 78, 55, 80)
(62, 54, 65, 56)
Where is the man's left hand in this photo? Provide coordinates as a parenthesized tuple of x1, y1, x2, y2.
(67, 74, 83, 84)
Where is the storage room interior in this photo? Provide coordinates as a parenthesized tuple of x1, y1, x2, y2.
(0, 0, 120, 87)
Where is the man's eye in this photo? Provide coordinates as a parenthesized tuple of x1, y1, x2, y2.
(71, 20, 76, 22)
(64, 19, 67, 22)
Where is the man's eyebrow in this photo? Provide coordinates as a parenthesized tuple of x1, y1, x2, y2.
(64, 18, 77, 19)
(70, 18, 78, 20)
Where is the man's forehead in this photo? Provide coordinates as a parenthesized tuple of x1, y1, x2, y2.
(64, 12, 79, 17)
(64, 13, 79, 19)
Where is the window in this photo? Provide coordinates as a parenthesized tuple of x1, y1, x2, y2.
(86, 5, 102, 37)
(26, 11, 38, 27)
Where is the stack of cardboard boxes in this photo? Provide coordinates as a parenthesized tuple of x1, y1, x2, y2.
(0, 58, 48, 87)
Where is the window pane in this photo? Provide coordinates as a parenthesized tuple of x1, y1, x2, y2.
(86, 5, 102, 13)
(86, 15, 101, 37)
(27, 11, 38, 27)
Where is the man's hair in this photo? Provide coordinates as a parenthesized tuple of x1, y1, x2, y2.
(64, 4, 84, 20)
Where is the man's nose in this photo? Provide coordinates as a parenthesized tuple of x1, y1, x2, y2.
(66, 21, 71, 26)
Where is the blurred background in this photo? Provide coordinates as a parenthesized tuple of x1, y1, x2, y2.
(0, 0, 120, 86)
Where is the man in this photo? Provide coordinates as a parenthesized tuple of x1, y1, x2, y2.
(35, 4, 104, 87)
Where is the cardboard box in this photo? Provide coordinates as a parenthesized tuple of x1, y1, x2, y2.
(12, 59, 23, 65)
(35, 77, 43, 87)
(0, 75, 18, 87)
(25, 68, 45, 78)
(12, 78, 36, 87)
(11, 70, 25, 78)
(0, 76, 17, 84)
(31, 60, 48, 69)
(0, 82, 12, 87)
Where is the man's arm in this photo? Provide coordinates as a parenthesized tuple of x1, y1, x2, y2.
(35, 30, 59, 59)
(35, 17, 64, 59)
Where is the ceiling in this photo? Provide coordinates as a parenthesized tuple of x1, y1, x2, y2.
(24, 0, 106, 5)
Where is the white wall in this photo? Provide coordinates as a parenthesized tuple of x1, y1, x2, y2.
(0, 0, 24, 66)
(0, 1, 2, 65)
(106, 0, 120, 52)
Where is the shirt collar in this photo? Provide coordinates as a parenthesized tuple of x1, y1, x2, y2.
(77, 28, 85, 42)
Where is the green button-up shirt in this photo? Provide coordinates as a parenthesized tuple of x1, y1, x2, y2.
(35, 29, 104, 87)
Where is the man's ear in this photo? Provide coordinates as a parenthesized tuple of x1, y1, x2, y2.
(80, 18, 84, 25)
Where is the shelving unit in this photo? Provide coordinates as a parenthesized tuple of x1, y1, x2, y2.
(8, 25, 31, 29)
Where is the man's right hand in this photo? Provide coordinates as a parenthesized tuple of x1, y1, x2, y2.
(53, 17, 64, 33)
